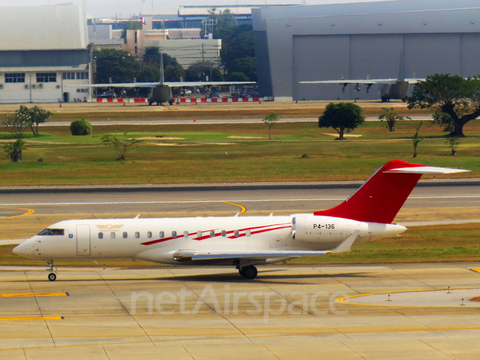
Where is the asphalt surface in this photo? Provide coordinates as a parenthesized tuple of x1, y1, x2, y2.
(0, 181, 479, 216)
(2, 264, 480, 358)
(41, 115, 432, 126)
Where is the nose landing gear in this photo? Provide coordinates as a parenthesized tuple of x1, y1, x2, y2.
(239, 265, 258, 279)
(46, 260, 57, 281)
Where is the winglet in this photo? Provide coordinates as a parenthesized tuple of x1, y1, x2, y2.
(332, 231, 360, 253)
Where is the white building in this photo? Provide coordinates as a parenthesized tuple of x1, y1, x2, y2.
(0, 5, 91, 103)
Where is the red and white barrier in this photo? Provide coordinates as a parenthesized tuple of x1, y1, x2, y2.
(94, 97, 260, 103)
(177, 97, 260, 103)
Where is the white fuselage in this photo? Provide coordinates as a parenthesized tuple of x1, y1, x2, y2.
(13, 215, 406, 266)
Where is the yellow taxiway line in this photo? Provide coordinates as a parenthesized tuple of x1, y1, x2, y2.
(0, 207, 35, 218)
(0, 316, 63, 321)
(220, 201, 246, 214)
(336, 287, 480, 308)
(0, 292, 68, 298)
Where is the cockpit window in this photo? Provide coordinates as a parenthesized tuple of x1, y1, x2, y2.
(38, 228, 64, 236)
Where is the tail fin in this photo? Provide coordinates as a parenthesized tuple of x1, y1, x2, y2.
(314, 160, 468, 224)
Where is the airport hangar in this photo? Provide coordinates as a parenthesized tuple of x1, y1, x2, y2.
(252, 0, 480, 101)
(0, 5, 91, 104)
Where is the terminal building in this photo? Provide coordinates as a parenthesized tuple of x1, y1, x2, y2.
(0, 5, 91, 104)
(252, 0, 480, 101)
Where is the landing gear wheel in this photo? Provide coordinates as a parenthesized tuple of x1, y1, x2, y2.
(48, 273, 57, 281)
(241, 265, 258, 280)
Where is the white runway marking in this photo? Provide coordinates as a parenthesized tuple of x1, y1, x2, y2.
(0, 195, 479, 206)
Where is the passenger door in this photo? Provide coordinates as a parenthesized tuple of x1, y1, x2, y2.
(76, 224, 91, 256)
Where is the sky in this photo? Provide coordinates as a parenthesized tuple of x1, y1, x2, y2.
(0, 0, 394, 18)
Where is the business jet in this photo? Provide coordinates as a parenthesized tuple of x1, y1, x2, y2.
(13, 160, 467, 281)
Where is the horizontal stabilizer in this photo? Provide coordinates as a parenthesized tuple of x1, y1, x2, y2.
(384, 166, 469, 174)
(332, 231, 359, 253)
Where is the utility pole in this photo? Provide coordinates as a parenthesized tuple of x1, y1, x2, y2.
(159, 47, 164, 84)
(202, 43, 205, 81)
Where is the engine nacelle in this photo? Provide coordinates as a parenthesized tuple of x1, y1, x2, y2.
(292, 214, 348, 244)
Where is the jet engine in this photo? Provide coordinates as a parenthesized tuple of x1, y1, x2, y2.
(291, 215, 346, 244)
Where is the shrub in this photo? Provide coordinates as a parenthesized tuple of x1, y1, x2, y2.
(70, 118, 92, 136)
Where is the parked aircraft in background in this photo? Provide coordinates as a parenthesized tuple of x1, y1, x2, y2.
(70, 54, 254, 105)
(13, 160, 467, 281)
(300, 75, 421, 102)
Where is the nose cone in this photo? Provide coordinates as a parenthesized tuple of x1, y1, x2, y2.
(12, 242, 33, 258)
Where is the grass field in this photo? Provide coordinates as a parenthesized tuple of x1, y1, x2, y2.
(1, 224, 479, 267)
(0, 119, 479, 186)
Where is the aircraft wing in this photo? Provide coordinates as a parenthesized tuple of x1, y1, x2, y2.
(68, 81, 255, 88)
(300, 78, 425, 85)
(174, 250, 331, 261)
(300, 78, 398, 85)
(164, 81, 256, 87)
(174, 231, 359, 261)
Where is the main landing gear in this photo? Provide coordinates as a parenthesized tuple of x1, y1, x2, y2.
(46, 260, 57, 281)
(239, 265, 258, 280)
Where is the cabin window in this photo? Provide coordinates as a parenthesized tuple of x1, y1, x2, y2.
(234, 230, 239, 237)
(110, 232, 116, 239)
(159, 231, 164, 238)
(221, 230, 226, 237)
(172, 231, 177, 238)
(135, 232, 140, 239)
(183, 231, 188, 238)
(147, 231, 152, 238)
(210, 230, 215, 237)
(98, 233, 103, 239)
(38, 228, 64, 236)
(197, 231, 202, 237)
(123, 232, 128, 239)
(246, 230, 251, 237)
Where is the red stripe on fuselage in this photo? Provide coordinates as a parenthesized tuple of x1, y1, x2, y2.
(140, 223, 291, 246)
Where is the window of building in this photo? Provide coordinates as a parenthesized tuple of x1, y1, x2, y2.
(63, 72, 75, 80)
(5, 73, 25, 83)
(76, 72, 88, 80)
(98, 233, 103, 239)
(147, 231, 152, 238)
(36, 73, 56, 83)
(76, 89, 88, 93)
(123, 232, 128, 239)
(110, 232, 116, 239)
(134, 32, 138, 44)
(135, 232, 140, 238)
(159, 231, 164, 238)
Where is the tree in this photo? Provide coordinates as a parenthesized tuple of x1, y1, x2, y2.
(227, 72, 249, 81)
(70, 119, 92, 136)
(101, 133, 143, 161)
(230, 57, 256, 81)
(142, 47, 185, 82)
(213, 24, 255, 76)
(28, 106, 53, 136)
(2, 111, 30, 162)
(4, 140, 25, 162)
(378, 107, 411, 132)
(407, 73, 480, 137)
(412, 122, 424, 158)
(318, 103, 365, 140)
(2, 112, 30, 140)
(94, 49, 139, 84)
(263, 113, 279, 140)
(207, 8, 236, 32)
(446, 137, 460, 156)
(432, 111, 455, 133)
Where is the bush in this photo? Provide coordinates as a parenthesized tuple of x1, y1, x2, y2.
(70, 118, 92, 136)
